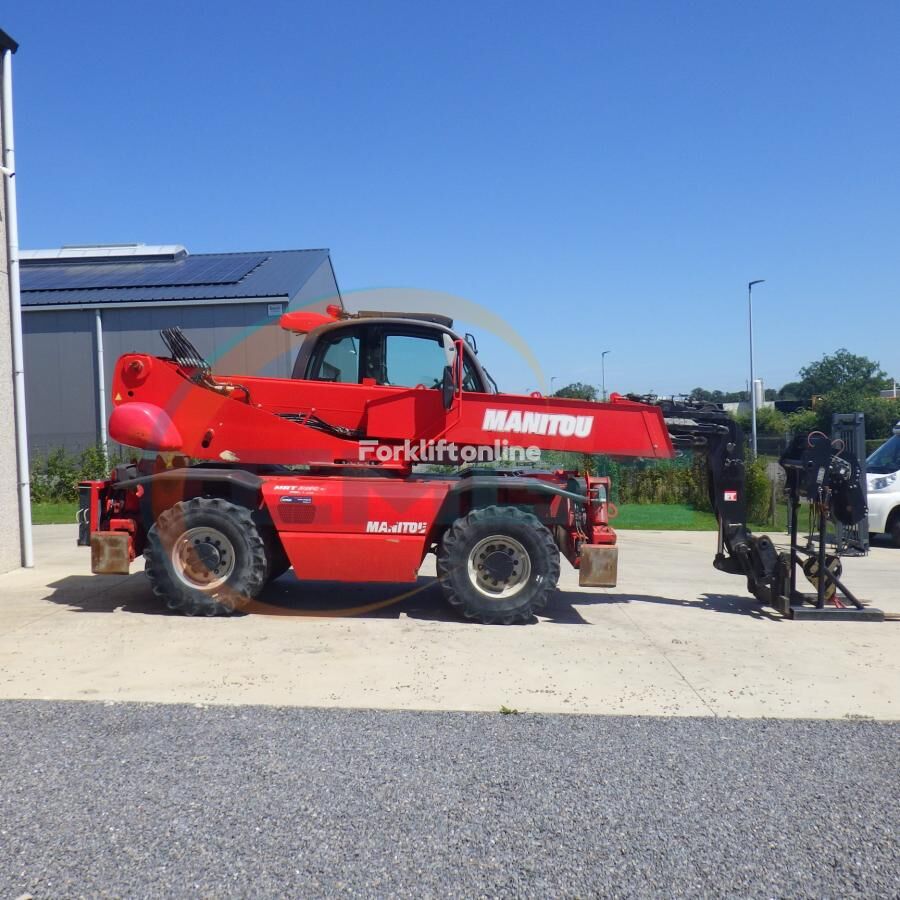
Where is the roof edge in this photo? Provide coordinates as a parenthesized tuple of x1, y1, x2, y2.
(0, 28, 18, 53)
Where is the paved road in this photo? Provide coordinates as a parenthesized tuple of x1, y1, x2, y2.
(1, 702, 897, 897)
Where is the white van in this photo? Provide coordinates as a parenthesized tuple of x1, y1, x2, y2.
(867, 421, 900, 546)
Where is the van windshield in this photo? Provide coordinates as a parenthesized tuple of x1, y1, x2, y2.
(867, 434, 900, 474)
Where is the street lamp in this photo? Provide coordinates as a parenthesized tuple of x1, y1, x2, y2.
(550, 375, 558, 395)
(748, 280, 765, 457)
(601, 350, 611, 402)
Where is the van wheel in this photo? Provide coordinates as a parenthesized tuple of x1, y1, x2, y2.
(437, 506, 560, 624)
(144, 498, 268, 616)
(888, 510, 900, 548)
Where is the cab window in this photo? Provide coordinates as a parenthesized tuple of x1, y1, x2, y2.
(384, 333, 447, 388)
(461, 356, 483, 392)
(308, 331, 360, 383)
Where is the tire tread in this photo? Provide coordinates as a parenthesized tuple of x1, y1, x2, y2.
(436, 505, 559, 624)
(144, 497, 268, 616)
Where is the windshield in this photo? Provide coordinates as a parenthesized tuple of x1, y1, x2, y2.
(867, 434, 900, 474)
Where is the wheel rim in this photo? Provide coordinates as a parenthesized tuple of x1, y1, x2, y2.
(172, 526, 236, 590)
(466, 534, 531, 600)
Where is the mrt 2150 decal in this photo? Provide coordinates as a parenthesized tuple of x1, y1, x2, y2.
(481, 408, 594, 438)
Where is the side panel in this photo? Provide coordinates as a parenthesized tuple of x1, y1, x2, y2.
(111, 356, 373, 464)
(278, 534, 426, 583)
(261, 476, 452, 583)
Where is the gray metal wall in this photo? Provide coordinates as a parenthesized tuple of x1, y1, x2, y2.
(22, 257, 341, 455)
(23, 301, 292, 455)
(99, 301, 292, 386)
(22, 308, 98, 453)
(291, 256, 341, 311)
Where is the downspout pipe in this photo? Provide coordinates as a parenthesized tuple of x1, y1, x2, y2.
(2, 40, 34, 568)
(94, 309, 108, 453)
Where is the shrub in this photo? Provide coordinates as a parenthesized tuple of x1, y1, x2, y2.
(31, 444, 126, 504)
(786, 408, 819, 435)
(744, 456, 772, 524)
(735, 406, 789, 437)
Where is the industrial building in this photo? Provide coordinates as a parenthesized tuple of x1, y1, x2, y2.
(20, 243, 341, 452)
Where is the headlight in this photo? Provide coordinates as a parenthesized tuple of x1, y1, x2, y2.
(870, 474, 896, 491)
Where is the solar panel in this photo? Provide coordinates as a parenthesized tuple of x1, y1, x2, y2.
(21, 253, 268, 292)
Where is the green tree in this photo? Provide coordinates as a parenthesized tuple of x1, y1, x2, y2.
(690, 387, 745, 403)
(816, 392, 900, 440)
(777, 381, 808, 401)
(553, 382, 598, 401)
(798, 349, 892, 397)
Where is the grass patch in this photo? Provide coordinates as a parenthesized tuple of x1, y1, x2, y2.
(612, 502, 792, 532)
(612, 503, 718, 530)
(32, 501, 78, 525)
(30, 499, 797, 533)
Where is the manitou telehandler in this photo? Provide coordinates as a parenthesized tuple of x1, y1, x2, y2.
(79, 305, 882, 622)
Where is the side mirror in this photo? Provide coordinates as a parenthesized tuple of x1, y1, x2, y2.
(441, 365, 455, 410)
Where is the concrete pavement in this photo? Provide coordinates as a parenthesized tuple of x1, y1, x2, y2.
(0, 524, 897, 718)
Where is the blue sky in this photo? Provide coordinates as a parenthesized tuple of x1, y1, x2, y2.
(5, 1, 899, 395)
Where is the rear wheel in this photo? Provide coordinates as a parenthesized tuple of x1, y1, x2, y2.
(436, 506, 560, 624)
(144, 498, 268, 616)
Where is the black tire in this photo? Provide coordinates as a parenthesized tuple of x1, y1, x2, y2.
(888, 510, 900, 549)
(436, 506, 560, 624)
(144, 498, 268, 616)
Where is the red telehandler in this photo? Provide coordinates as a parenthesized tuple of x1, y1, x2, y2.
(79, 306, 881, 622)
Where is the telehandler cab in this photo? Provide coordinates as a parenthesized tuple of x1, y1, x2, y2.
(79, 305, 881, 622)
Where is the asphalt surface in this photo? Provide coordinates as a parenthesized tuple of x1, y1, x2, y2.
(1, 702, 897, 898)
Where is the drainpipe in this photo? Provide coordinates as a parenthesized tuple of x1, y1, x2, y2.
(1, 40, 33, 568)
(94, 309, 108, 453)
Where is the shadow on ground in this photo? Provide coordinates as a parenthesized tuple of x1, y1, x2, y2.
(40, 573, 779, 623)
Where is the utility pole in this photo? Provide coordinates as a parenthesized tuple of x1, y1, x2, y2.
(601, 350, 611, 402)
(747, 280, 765, 458)
(0, 28, 31, 570)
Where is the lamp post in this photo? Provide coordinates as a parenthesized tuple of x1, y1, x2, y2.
(601, 350, 611, 402)
(550, 375, 558, 395)
(748, 280, 765, 457)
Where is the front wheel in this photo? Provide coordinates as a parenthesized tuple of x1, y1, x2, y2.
(436, 506, 560, 624)
(144, 498, 268, 616)
(888, 511, 900, 549)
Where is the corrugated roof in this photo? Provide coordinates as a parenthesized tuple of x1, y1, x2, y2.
(20, 248, 331, 307)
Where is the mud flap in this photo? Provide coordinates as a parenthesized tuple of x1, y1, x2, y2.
(578, 545, 618, 587)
